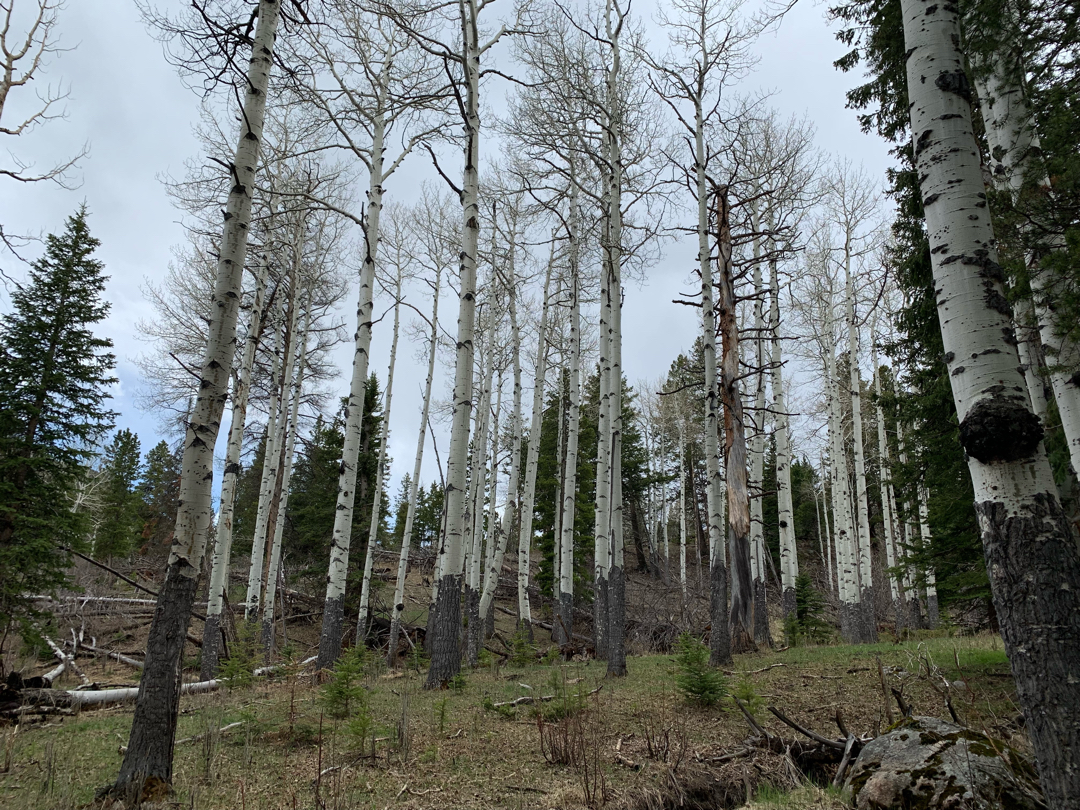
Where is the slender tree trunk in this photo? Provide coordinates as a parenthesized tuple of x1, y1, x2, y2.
(871, 323, 902, 630)
(901, 1, 1080, 800)
(357, 275, 401, 644)
(828, 345, 857, 640)
(464, 327, 495, 665)
(846, 254, 876, 642)
(480, 234, 522, 638)
(896, 421, 922, 628)
(245, 315, 285, 620)
(426, 0, 483, 686)
(518, 242, 556, 638)
(971, 29, 1080, 479)
(593, 234, 612, 662)
(769, 251, 797, 619)
(316, 112, 386, 671)
(750, 220, 770, 647)
(557, 191, 581, 647)
(716, 189, 754, 655)
(386, 266, 441, 667)
(111, 0, 280, 794)
(916, 486, 938, 629)
(678, 421, 688, 604)
(202, 252, 269, 678)
(262, 301, 311, 655)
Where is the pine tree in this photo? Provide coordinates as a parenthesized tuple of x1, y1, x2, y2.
(94, 428, 143, 559)
(138, 440, 182, 556)
(0, 207, 116, 641)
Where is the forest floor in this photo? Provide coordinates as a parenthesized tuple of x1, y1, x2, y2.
(0, 630, 1023, 810)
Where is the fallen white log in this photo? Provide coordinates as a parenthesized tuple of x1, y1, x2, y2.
(82, 644, 145, 669)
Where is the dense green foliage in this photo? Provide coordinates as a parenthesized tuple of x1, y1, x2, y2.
(0, 209, 116, 641)
(783, 573, 832, 646)
(93, 429, 143, 559)
(137, 439, 182, 556)
(673, 632, 726, 706)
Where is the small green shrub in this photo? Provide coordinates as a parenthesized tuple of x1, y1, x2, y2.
(730, 676, 765, 718)
(510, 627, 536, 668)
(674, 633, 726, 706)
(320, 644, 369, 719)
(220, 620, 259, 690)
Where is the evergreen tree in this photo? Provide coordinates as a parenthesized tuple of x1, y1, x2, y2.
(138, 439, 182, 555)
(94, 428, 143, 559)
(0, 207, 116, 640)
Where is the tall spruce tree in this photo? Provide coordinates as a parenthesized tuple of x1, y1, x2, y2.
(0, 207, 116, 641)
(138, 440, 182, 556)
(94, 428, 143, 559)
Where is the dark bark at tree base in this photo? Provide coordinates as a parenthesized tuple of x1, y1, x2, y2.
(260, 616, 274, 658)
(860, 587, 879, 643)
(892, 599, 906, 636)
(557, 592, 573, 649)
(518, 618, 533, 644)
(386, 615, 402, 668)
(782, 586, 797, 620)
(606, 565, 627, 677)
(926, 593, 939, 629)
(317, 594, 346, 671)
(425, 574, 462, 689)
(840, 602, 857, 643)
(907, 595, 924, 631)
(464, 584, 479, 668)
(709, 561, 732, 666)
(200, 613, 222, 681)
(753, 578, 771, 647)
(594, 574, 609, 660)
(975, 493, 1080, 809)
(110, 561, 199, 794)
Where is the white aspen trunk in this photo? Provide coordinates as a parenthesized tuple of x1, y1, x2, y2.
(896, 420, 920, 627)
(517, 242, 556, 635)
(593, 234, 613, 662)
(916, 486, 938, 629)
(114, 0, 281, 791)
(902, 2, 1080, 799)
(261, 302, 311, 654)
(357, 276, 401, 643)
(480, 235, 522, 633)
(604, 4, 627, 676)
(386, 266, 442, 667)
(820, 456, 834, 596)
(245, 314, 285, 619)
(1013, 297, 1049, 420)
(556, 191, 581, 646)
(750, 222, 769, 647)
(972, 36, 1080, 478)
(678, 420, 688, 603)
(813, 477, 825, 580)
(846, 253, 877, 642)
(467, 358, 499, 666)
(463, 326, 494, 665)
(769, 251, 797, 618)
(696, 113, 730, 666)
(871, 323, 902, 626)
(827, 344, 857, 640)
(202, 252, 270, 678)
(717, 190, 754, 655)
(426, 0, 483, 686)
(317, 108, 386, 671)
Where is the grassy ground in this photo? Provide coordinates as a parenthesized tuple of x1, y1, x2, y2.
(0, 631, 1022, 809)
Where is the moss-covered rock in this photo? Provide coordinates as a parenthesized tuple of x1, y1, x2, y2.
(844, 716, 1045, 809)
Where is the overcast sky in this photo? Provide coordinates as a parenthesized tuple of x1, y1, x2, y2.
(0, 0, 893, 497)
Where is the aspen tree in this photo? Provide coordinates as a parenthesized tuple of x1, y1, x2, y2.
(202, 252, 270, 678)
(716, 189, 754, 653)
(357, 270, 402, 643)
(900, 0, 1080, 796)
(769, 249, 797, 618)
(111, 0, 282, 793)
(386, 256, 442, 666)
(967, 14, 1080, 478)
(480, 216, 523, 637)
(871, 321, 902, 626)
(518, 243, 557, 636)
(261, 302, 311, 654)
(556, 186, 583, 645)
(750, 220, 770, 646)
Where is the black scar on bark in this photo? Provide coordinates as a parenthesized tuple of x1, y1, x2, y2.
(425, 573, 463, 689)
(935, 70, 972, 100)
(958, 398, 1044, 463)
